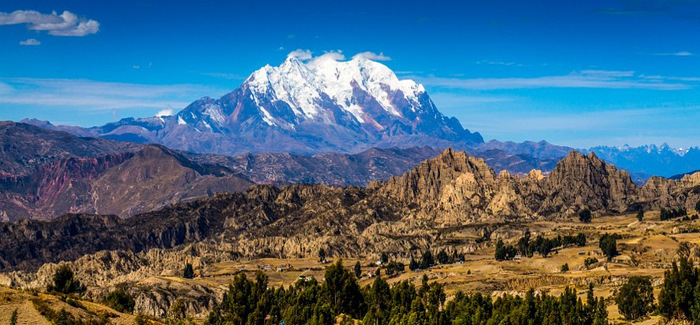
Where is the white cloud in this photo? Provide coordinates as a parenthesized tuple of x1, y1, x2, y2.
(156, 108, 174, 117)
(19, 38, 40, 46)
(287, 49, 313, 60)
(412, 70, 694, 90)
(0, 10, 99, 37)
(352, 51, 391, 61)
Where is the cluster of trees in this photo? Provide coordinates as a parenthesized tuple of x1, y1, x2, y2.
(447, 284, 607, 325)
(660, 207, 688, 220)
(408, 249, 464, 271)
(495, 231, 587, 261)
(205, 260, 609, 325)
(614, 254, 700, 322)
(657, 256, 700, 321)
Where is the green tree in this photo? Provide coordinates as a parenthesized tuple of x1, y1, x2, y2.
(616, 276, 654, 321)
(321, 260, 364, 318)
(104, 288, 135, 313)
(183, 263, 194, 279)
(637, 210, 644, 222)
(354, 261, 362, 278)
(420, 250, 434, 269)
(9, 308, 18, 325)
(319, 248, 326, 263)
(579, 209, 592, 223)
(47, 265, 85, 294)
(409, 257, 419, 271)
(380, 252, 389, 264)
(437, 249, 449, 264)
(599, 234, 618, 261)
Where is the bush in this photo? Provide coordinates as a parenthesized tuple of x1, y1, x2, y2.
(354, 261, 362, 278)
(637, 210, 644, 222)
(696, 200, 700, 212)
(579, 209, 592, 223)
(584, 257, 599, 268)
(616, 276, 654, 321)
(104, 288, 135, 313)
(560, 263, 569, 272)
(183, 263, 194, 279)
(47, 265, 85, 294)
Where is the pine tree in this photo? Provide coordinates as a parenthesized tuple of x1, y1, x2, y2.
(354, 261, 362, 278)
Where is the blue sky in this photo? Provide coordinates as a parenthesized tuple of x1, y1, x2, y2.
(1, 0, 700, 148)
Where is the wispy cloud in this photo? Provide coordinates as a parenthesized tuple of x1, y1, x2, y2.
(0, 78, 226, 113)
(412, 70, 695, 90)
(0, 10, 99, 37)
(19, 38, 40, 46)
(353, 51, 391, 61)
(652, 51, 693, 56)
(201, 72, 247, 80)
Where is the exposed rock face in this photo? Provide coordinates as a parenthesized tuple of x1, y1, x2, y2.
(379, 149, 692, 224)
(539, 151, 638, 215)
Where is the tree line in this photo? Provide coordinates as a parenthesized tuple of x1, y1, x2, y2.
(205, 260, 609, 325)
(495, 231, 587, 261)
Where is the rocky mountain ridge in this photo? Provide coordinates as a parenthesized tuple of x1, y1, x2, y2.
(2, 148, 697, 273)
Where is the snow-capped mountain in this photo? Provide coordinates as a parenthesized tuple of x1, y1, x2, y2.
(585, 144, 700, 179)
(81, 53, 481, 155)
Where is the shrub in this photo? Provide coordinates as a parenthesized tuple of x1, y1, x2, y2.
(584, 257, 599, 268)
(696, 200, 700, 213)
(560, 263, 569, 272)
(354, 261, 362, 278)
(637, 210, 644, 222)
(10, 308, 17, 325)
(104, 288, 135, 313)
(616, 276, 654, 321)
